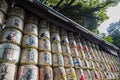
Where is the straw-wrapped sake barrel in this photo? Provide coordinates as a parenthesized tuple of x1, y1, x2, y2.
(65, 68, 76, 80)
(39, 52, 52, 66)
(70, 47, 79, 57)
(39, 66, 53, 80)
(61, 44, 71, 56)
(75, 69, 84, 80)
(18, 65, 38, 80)
(63, 55, 74, 68)
(8, 6, 25, 20)
(0, 43, 20, 64)
(39, 28, 50, 39)
(51, 33, 60, 42)
(0, 11, 5, 27)
(1, 28, 22, 45)
(73, 57, 82, 68)
(61, 36, 69, 45)
(20, 48, 38, 65)
(24, 23, 38, 36)
(51, 42, 62, 54)
(81, 59, 89, 69)
(52, 54, 64, 67)
(53, 67, 66, 80)
(22, 34, 38, 49)
(0, 63, 17, 80)
(38, 38, 51, 51)
(83, 69, 92, 80)
(6, 16, 24, 31)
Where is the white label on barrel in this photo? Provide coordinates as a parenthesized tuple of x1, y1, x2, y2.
(73, 58, 81, 68)
(39, 67, 53, 80)
(21, 48, 38, 65)
(51, 33, 60, 42)
(62, 45, 71, 55)
(53, 67, 66, 80)
(70, 47, 79, 57)
(38, 39, 51, 51)
(64, 56, 74, 67)
(52, 54, 64, 67)
(23, 35, 38, 49)
(0, 63, 16, 80)
(61, 36, 69, 44)
(51, 42, 62, 54)
(39, 52, 52, 66)
(24, 23, 38, 36)
(18, 65, 38, 80)
(2, 29, 22, 45)
(65, 68, 76, 80)
(39, 28, 50, 39)
(0, 48, 20, 63)
(6, 16, 24, 31)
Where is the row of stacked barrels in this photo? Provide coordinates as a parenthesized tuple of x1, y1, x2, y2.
(0, 0, 120, 80)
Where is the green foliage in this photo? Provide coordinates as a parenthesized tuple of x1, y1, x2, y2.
(103, 36, 113, 43)
(39, 0, 120, 33)
(107, 20, 120, 48)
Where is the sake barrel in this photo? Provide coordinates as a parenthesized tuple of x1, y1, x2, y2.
(0, 63, 16, 80)
(83, 70, 92, 80)
(76, 41, 83, 50)
(0, 11, 5, 27)
(1, 28, 22, 45)
(0, 43, 20, 64)
(39, 19, 49, 29)
(8, 6, 25, 20)
(52, 54, 64, 67)
(6, 16, 24, 31)
(81, 59, 89, 69)
(79, 49, 86, 58)
(69, 39, 77, 47)
(63, 55, 74, 68)
(51, 33, 60, 42)
(51, 42, 62, 54)
(65, 68, 76, 80)
(39, 28, 50, 39)
(38, 38, 51, 52)
(50, 24, 59, 33)
(39, 66, 53, 80)
(75, 69, 84, 80)
(24, 23, 38, 36)
(18, 65, 38, 80)
(22, 34, 38, 49)
(20, 48, 38, 65)
(67, 32, 74, 39)
(59, 28, 67, 36)
(53, 67, 66, 80)
(0, 0, 8, 14)
(85, 52, 92, 60)
(61, 44, 71, 56)
(74, 34, 81, 42)
(25, 14, 38, 25)
(61, 36, 69, 45)
(73, 57, 82, 68)
(70, 47, 79, 57)
(38, 52, 52, 66)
